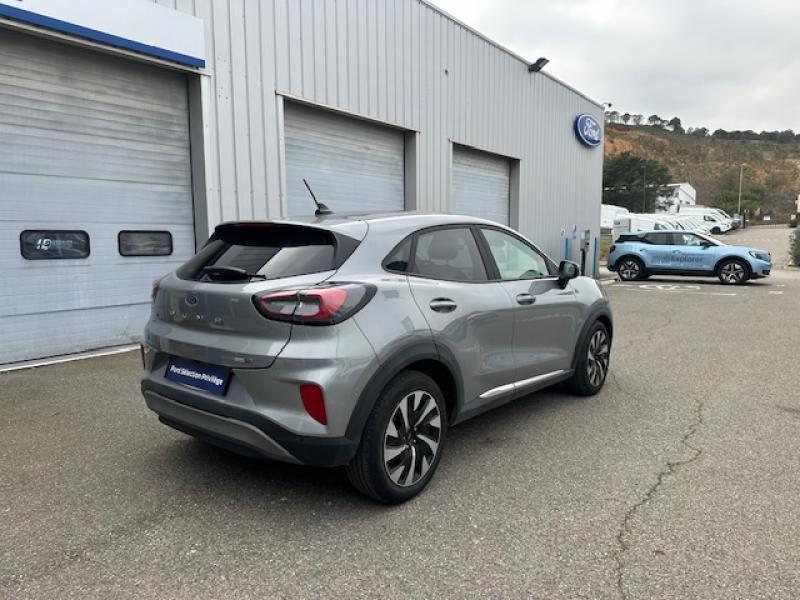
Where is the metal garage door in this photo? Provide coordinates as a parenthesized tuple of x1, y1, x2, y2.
(284, 103, 405, 216)
(0, 29, 194, 364)
(452, 146, 511, 226)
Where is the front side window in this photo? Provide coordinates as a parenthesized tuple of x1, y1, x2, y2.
(118, 231, 173, 256)
(20, 230, 90, 260)
(675, 233, 704, 247)
(643, 232, 671, 245)
(481, 228, 551, 279)
(411, 228, 488, 282)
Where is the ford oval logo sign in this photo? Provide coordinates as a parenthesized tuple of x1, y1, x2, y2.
(574, 114, 602, 148)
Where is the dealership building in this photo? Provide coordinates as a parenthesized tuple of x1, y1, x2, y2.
(0, 0, 604, 365)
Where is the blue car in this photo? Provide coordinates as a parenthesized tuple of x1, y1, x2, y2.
(608, 230, 771, 285)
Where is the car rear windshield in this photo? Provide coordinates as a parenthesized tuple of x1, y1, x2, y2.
(177, 223, 358, 282)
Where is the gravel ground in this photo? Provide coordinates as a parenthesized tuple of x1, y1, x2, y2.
(2, 226, 798, 599)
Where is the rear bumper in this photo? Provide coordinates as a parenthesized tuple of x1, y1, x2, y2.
(142, 381, 359, 467)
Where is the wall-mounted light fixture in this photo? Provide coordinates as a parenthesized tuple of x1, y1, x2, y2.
(528, 57, 549, 73)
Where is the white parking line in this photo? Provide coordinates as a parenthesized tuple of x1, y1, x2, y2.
(0, 345, 139, 374)
(612, 284, 737, 297)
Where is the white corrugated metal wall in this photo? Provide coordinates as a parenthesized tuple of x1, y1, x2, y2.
(155, 0, 603, 260)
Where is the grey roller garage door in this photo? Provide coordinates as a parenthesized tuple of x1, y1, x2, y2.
(452, 146, 511, 226)
(284, 103, 405, 216)
(0, 29, 194, 364)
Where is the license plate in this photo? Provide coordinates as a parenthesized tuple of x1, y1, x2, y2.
(165, 357, 231, 396)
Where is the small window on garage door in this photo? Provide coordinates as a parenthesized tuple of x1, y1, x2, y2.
(20, 230, 90, 260)
(118, 231, 173, 256)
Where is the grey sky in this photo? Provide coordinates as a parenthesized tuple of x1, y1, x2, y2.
(431, 0, 799, 132)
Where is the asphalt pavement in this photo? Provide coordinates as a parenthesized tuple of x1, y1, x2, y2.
(2, 226, 798, 599)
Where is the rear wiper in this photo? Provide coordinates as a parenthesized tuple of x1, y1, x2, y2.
(201, 266, 267, 281)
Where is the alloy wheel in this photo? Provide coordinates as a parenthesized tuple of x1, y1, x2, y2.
(720, 262, 745, 284)
(619, 259, 640, 281)
(586, 329, 610, 387)
(383, 390, 442, 487)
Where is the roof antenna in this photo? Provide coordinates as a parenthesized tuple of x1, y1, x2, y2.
(303, 178, 333, 216)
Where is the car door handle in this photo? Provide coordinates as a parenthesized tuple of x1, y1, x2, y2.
(429, 298, 457, 313)
(515, 293, 536, 305)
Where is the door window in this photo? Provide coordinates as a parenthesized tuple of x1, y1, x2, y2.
(481, 228, 552, 280)
(674, 233, 705, 247)
(642, 232, 671, 245)
(411, 228, 488, 282)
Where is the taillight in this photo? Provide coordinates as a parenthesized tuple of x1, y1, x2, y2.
(299, 384, 327, 425)
(253, 283, 376, 325)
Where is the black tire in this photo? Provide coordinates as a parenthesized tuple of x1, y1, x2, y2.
(717, 258, 750, 285)
(711, 227, 721, 235)
(567, 321, 611, 396)
(617, 256, 646, 281)
(346, 370, 448, 504)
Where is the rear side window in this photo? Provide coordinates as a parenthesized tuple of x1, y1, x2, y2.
(410, 228, 488, 282)
(384, 238, 412, 273)
(177, 224, 357, 282)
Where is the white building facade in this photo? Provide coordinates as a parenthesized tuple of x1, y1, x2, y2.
(659, 182, 697, 213)
(0, 0, 604, 364)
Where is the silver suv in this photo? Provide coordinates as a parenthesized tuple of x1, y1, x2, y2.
(141, 214, 612, 503)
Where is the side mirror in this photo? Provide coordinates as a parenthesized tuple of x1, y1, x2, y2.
(558, 260, 580, 287)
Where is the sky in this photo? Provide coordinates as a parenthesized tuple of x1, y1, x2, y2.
(430, 0, 799, 133)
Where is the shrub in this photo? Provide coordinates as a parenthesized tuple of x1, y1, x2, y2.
(791, 230, 800, 267)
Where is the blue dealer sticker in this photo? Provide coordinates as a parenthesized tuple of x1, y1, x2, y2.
(574, 114, 603, 147)
(165, 357, 231, 395)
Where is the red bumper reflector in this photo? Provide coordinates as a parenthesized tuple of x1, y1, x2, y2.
(300, 384, 327, 425)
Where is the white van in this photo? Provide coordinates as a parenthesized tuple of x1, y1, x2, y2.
(677, 206, 733, 233)
(601, 204, 629, 229)
(613, 213, 676, 238)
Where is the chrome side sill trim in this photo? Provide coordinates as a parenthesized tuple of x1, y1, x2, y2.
(479, 369, 568, 400)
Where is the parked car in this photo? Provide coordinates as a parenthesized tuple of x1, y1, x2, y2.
(608, 230, 771, 284)
(140, 214, 613, 503)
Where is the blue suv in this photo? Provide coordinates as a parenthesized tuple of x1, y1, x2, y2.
(608, 230, 771, 285)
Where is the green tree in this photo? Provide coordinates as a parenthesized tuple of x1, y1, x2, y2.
(711, 191, 761, 216)
(647, 114, 664, 127)
(603, 152, 672, 212)
(621, 112, 632, 125)
(632, 114, 643, 126)
(690, 127, 709, 137)
(667, 117, 684, 133)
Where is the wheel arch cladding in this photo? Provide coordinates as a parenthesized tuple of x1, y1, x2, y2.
(344, 340, 463, 442)
(618, 254, 645, 268)
(571, 306, 613, 371)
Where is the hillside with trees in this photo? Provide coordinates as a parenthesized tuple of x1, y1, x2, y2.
(603, 117, 800, 216)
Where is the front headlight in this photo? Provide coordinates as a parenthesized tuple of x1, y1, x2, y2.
(749, 250, 771, 262)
